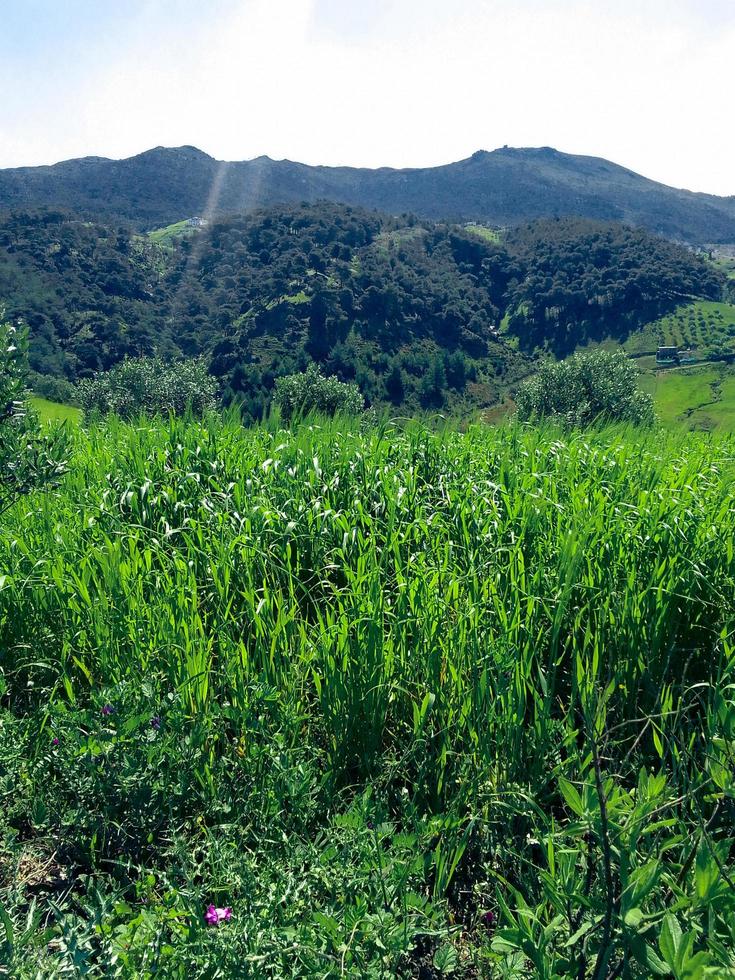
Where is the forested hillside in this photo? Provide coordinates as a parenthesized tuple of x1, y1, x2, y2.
(505, 218, 724, 355)
(0, 205, 725, 414)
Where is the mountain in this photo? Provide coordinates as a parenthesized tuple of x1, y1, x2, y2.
(2, 146, 735, 244)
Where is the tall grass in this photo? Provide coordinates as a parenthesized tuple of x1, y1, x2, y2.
(1, 414, 733, 976)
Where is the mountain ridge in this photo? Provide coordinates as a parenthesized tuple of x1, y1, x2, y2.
(2, 144, 735, 243)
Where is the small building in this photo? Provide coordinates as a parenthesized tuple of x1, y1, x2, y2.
(656, 345, 679, 365)
(187, 216, 208, 228)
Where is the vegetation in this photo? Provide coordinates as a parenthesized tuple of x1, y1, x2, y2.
(28, 395, 82, 425)
(273, 365, 364, 421)
(77, 357, 218, 419)
(638, 363, 735, 432)
(515, 348, 655, 427)
(0, 318, 68, 516)
(623, 300, 735, 360)
(504, 219, 724, 356)
(0, 207, 725, 418)
(0, 412, 734, 976)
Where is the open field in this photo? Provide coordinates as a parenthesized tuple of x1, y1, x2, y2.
(147, 219, 204, 246)
(1, 414, 734, 976)
(465, 224, 502, 243)
(637, 363, 735, 431)
(29, 395, 82, 424)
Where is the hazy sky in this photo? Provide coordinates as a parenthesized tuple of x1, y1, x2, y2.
(2, 0, 734, 195)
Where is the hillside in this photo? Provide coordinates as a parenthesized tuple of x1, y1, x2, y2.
(2, 145, 735, 243)
(1, 206, 725, 415)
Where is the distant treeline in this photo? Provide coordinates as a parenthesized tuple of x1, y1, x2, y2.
(0, 204, 724, 414)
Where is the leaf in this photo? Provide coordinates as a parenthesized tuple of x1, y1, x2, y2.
(558, 777, 585, 817)
(0, 902, 14, 954)
(564, 918, 595, 947)
(659, 913, 683, 970)
(432, 943, 458, 974)
(624, 907, 644, 929)
(694, 846, 719, 901)
(630, 934, 670, 975)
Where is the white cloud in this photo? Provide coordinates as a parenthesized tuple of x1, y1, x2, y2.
(0, 0, 733, 195)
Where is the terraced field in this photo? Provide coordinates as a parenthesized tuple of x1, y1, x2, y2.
(624, 300, 735, 357)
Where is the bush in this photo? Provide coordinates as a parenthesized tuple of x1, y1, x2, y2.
(273, 364, 364, 421)
(515, 349, 655, 427)
(28, 371, 79, 406)
(77, 357, 218, 418)
(0, 318, 69, 515)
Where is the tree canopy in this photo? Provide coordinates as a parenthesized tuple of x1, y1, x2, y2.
(0, 206, 724, 415)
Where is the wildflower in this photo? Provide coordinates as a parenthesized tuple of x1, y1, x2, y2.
(150, 716, 161, 730)
(51, 736, 60, 747)
(481, 910, 496, 929)
(101, 704, 115, 717)
(205, 904, 232, 926)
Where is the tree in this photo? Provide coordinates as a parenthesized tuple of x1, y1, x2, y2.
(273, 365, 364, 422)
(0, 318, 69, 517)
(77, 356, 218, 418)
(385, 363, 405, 405)
(515, 349, 655, 427)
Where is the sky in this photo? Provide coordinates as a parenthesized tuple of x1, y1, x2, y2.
(1, 0, 734, 195)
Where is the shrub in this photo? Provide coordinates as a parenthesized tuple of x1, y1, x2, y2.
(515, 349, 655, 427)
(28, 371, 79, 406)
(0, 318, 69, 515)
(77, 357, 218, 418)
(273, 364, 364, 421)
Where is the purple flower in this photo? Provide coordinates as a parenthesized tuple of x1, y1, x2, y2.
(51, 736, 60, 747)
(101, 704, 115, 717)
(205, 904, 232, 926)
(150, 716, 161, 731)
(481, 910, 496, 929)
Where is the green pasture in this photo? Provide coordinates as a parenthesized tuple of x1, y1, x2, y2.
(639, 363, 735, 431)
(29, 395, 82, 424)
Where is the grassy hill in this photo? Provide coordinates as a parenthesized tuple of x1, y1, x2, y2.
(2, 144, 735, 242)
(637, 362, 735, 432)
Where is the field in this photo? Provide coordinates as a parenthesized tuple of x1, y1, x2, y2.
(147, 219, 204, 246)
(638, 363, 735, 431)
(29, 395, 82, 425)
(1, 414, 734, 977)
(465, 224, 502, 244)
(623, 300, 735, 357)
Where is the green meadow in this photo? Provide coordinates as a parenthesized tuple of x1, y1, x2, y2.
(1, 413, 734, 976)
(638, 363, 735, 431)
(29, 395, 82, 425)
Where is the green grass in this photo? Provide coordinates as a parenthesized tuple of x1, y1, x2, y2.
(638, 363, 735, 431)
(624, 300, 735, 357)
(1, 415, 734, 976)
(28, 395, 82, 424)
(465, 224, 501, 244)
(147, 219, 203, 246)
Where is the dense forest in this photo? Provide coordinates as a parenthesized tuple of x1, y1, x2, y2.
(0, 204, 725, 414)
(505, 218, 725, 355)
